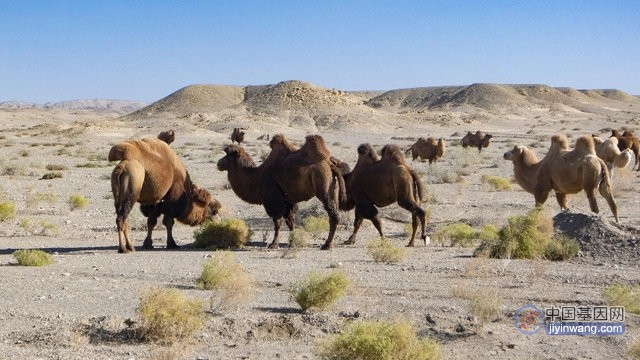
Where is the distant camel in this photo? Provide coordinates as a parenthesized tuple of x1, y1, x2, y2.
(611, 129, 640, 170)
(503, 134, 618, 222)
(462, 131, 492, 152)
(157, 130, 175, 144)
(109, 137, 221, 253)
(406, 137, 446, 164)
(341, 143, 427, 247)
(591, 135, 633, 174)
(231, 128, 245, 144)
(217, 134, 346, 250)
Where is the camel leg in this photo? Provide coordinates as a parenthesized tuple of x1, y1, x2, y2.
(320, 196, 340, 250)
(398, 199, 426, 247)
(142, 214, 159, 250)
(344, 216, 364, 245)
(268, 217, 282, 249)
(585, 189, 600, 215)
(555, 192, 569, 211)
(163, 216, 180, 249)
(534, 187, 551, 208)
(116, 216, 134, 253)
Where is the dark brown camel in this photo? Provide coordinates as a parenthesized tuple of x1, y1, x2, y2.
(109, 137, 220, 253)
(611, 129, 640, 170)
(341, 143, 427, 247)
(231, 128, 245, 144)
(462, 131, 492, 152)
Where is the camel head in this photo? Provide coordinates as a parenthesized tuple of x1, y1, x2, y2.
(482, 134, 493, 148)
(157, 130, 175, 145)
(217, 145, 256, 171)
(504, 145, 526, 161)
(622, 130, 635, 137)
(611, 129, 622, 138)
(180, 183, 221, 226)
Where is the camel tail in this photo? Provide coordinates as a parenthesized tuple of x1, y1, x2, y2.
(330, 165, 348, 209)
(409, 168, 425, 203)
(111, 163, 136, 220)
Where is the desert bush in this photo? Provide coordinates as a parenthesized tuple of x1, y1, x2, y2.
(45, 164, 68, 171)
(137, 287, 205, 344)
(367, 238, 406, 263)
(0, 201, 16, 222)
(316, 319, 442, 360)
(68, 194, 89, 210)
(20, 219, 60, 236)
(196, 251, 255, 310)
(480, 175, 512, 191)
(302, 215, 330, 233)
(282, 229, 312, 259)
(603, 284, 640, 315)
(474, 209, 579, 261)
(468, 289, 502, 325)
(433, 223, 498, 247)
(26, 191, 58, 208)
(3, 164, 27, 176)
(290, 270, 349, 311)
(193, 219, 250, 249)
(13, 249, 54, 266)
(41, 172, 63, 179)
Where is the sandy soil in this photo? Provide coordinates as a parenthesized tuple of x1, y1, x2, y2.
(0, 83, 639, 359)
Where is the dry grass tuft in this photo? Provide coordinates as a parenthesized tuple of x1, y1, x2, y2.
(13, 249, 54, 266)
(367, 238, 406, 263)
(196, 251, 255, 311)
(194, 218, 250, 249)
(603, 284, 640, 315)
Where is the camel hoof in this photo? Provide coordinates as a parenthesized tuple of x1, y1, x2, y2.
(167, 243, 180, 250)
(423, 236, 430, 246)
(406, 243, 415, 248)
(320, 244, 332, 250)
(343, 240, 355, 245)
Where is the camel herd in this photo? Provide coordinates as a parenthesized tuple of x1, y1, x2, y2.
(108, 128, 636, 253)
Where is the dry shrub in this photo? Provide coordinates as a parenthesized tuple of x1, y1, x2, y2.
(41, 172, 63, 179)
(367, 238, 406, 263)
(68, 194, 89, 210)
(302, 215, 330, 233)
(282, 229, 311, 259)
(467, 289, 502, 325)
(603, 284, 640, 315)
(45, 164, 68, 171)
(433, 223, 499, 247)
(629, 337, 640, 359)
(196, 251, 255, 310)
(13, 249, 54, 266)
(480, 175, 512, 191)
(137, 287, 205, 344)
(194, 218, 250, 249)
(20, 219, 60, 236)
(0, 201, 16, 222)
(316, 319, 442, 360)
(290, 270, 349, 311)
(474, 209, 579, 260)
(26, 191, 58, 208)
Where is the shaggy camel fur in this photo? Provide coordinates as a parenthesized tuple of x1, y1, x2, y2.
(406, 137, 446, 164)
(611, 130, 640, 170)
(461, 130, 492, 152)
(341, 143, 427, 247)
(592, 135, 633, 173)
(109, 137, 220, 253)
(231, 127, 245, 144)
(217, 134, 346, 250)
(504, 134, 618, 222)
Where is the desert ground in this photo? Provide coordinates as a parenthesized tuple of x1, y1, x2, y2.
(0, 81, 639, 359)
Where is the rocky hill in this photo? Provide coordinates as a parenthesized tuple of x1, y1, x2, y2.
(0, 99, 147, 114)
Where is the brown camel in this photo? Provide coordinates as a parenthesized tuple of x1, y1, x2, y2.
(611, 129, 640, 170)
(461, 131, 492, 152)
(341, 143, 427, 247)
(109, 137, 221, 253)
(231, 127, 245, 144)
(217, 134, 346, 250)
(503, 134, 618, 222)
(157, 130, 175, 144)
(406, 137, 446, 164)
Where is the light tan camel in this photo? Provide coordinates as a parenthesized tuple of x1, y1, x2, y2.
(109, 137, 220, 253)
(406, 137, 446, 164)
(504, 134, 618, 222)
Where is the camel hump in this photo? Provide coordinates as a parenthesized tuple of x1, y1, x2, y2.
(299, 135, 331, 163)
(574, 135, 596, 155)
(549, 134, 569, 154)
(380, 144, 406, 164)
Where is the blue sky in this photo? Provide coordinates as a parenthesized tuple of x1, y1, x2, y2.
(1, 1, 639, 103)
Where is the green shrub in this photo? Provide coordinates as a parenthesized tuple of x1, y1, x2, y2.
(478, 224, 499, 241)
(0, 201, 16, 222)
(288, 228, 311, 248)
(68, 194, 89, 210)
(480, 175, 512, 191)
(290, 271, 349, 311)
(367, 238, 406, 263)
(316, 319, 442, 360)
(433, 223, 478, 247)
(194, 218, 250, 249)
(13, 249, 54, 266)
(137, 287, 205, 344)
(603, 285, 640, 315)
(474, 209, 578, 260)
(302, 215, 330, 233)
(196, 251, 254, 310)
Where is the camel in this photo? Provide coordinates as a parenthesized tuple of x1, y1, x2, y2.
(611, 129, 640, 170)
(231, 127, 245, 144)
(109, 137, 221, 253)
(217, 134, 346, 250)
(461, 131, 492, 152)
(341, 143, 427, 247)
(503, 134, 618, 222)
(157, 130, 175, 144)
(406, 137, 446, 164)
(591, 135, 633, 174)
